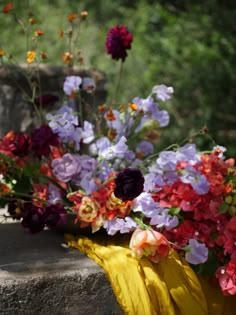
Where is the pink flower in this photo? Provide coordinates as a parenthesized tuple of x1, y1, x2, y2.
(129, 228, 170, 263)
(215, 259, 236, 295)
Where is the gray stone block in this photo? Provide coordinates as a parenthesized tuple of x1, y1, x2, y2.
(0, 223, 123, 315)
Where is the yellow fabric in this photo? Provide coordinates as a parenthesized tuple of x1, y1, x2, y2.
(64, 233, 236, 315)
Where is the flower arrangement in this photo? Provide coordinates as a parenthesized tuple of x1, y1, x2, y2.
(0, 3, 236, 296)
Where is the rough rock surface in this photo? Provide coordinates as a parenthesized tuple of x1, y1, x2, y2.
(0, 223, 123, 315)
(0, 64, 106, 136)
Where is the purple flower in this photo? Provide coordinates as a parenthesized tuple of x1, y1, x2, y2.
(150, 209, 179, 230)
(51, 153, 81, 183)
(47, 184, 62, 204)
(132, 192, 157, 217)
(81, 77, 96, 93)
(21, 204, 46, 233)
(46, 105, 82, 149)
(31, 125, 59, 158)
(98, 136, 128, 160)
(185, 239, 208, 265)
(44, 203, 67, 228)
(180, 165, 209, 195)
(106, 25, 133, 62)
(114, 168, 144, 201)
(103, 217, 138, 235)
(136, 140, 154, 157)
(151, 84, 174, 101)
(63, 76, 82, 96)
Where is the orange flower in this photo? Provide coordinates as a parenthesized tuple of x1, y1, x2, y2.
(26, 50, 36, 63)
(59, 28, 64, 38)
(34, 30, 44, 36)
(2, 2, 12, 14)
(0, 183, 11, 196)
(0, 49, 5, 56)
(128, 103, 138, 111)
(67, 14, 78, 22)
(129, 228, 170, 263)
(40, 52, 47, 59)
(98, 105, 106, 113)
(105, 109, 116, 121)
(62, 52, 73, 64)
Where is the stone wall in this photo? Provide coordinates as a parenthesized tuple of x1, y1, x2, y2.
(0, 64, 106, 136)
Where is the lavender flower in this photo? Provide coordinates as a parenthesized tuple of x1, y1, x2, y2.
(51, 153, 81, 183)
(150, 209, 179, 230)
(185, 239, 208, 265)
(180, 165, 209, 195)
(151, 84, 174, 101)
(136, 140, 154, 157)
(104, 217, 138, 235)
(63, 76, 82, 96)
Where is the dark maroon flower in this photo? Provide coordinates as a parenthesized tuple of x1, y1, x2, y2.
(44, 203, 67, 229)
(21, 204, 46, 233)
(114, 168, 144, 201)
(106, 25, 133, 61)
(34, 94, 59, 107)
(31, 125, 59, 158)
(8, 133, 32, 157)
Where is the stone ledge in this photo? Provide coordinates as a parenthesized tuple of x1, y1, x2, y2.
(0, 223, 123, 315)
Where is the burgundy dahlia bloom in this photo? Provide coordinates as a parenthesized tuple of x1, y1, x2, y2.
(114, 168, 144, 201)
(106, 25, 133, 62)
(21, 204, 46, 233)
(44, 203, 67, 229)
(9, 133, 32, 157)
(31, 125, 59, 158)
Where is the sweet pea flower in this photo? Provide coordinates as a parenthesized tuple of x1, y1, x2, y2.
(151, 84, 174, 101)
(129, 228, 170, 263)
(63, 76, 82, 96)
(104, 217, 138, 235)
(185, 239, 208, 265)
(51, 153, 81, 183)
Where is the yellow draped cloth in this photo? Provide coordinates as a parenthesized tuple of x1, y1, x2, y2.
(64, 233, 236, 315)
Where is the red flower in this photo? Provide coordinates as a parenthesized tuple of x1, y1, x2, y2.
(31, 125, 59, 158)
(8, 133, 32, 157)
(3, 2, 12, 14)
(106, 25, 133, 61)
(215, 259, 236, 295)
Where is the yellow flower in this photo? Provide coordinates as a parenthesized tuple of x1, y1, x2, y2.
(0, 49, 5, 56)
(78, 196, 99, 222)
(27, 51, 36, 63)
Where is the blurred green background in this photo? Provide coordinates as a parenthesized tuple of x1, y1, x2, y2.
(1, 0, 236, 156)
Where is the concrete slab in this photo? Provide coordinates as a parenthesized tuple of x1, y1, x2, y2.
(0, 223, 123, 315)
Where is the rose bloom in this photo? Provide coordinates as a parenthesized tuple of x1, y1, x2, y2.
(129, 228, 170, 263)
(215, 259, 236, 295)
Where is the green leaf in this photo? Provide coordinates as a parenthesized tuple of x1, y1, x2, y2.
(218, 202, 228, 214)
(13, 175, 32, 194)
(168, 207, 181, 215)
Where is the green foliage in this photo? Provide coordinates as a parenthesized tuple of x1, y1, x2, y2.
(1, 0, 236, 155)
